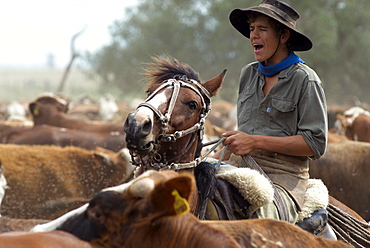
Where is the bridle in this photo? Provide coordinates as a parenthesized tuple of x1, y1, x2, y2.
(129, 76, 217, 171)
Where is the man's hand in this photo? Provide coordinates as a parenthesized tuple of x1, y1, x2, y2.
(222, 130, 257, 155)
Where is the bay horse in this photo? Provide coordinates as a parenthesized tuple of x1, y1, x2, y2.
(30, 56, 368, 247)
(123, 56, 370, 247)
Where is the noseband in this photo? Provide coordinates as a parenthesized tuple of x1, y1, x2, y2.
(130, 76, 212, 171)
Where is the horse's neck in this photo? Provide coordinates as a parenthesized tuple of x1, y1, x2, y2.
(159, 138, 199, 165)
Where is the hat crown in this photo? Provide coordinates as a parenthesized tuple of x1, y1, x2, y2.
(229, 0, 313, 51)
(261, 0, 300, 22)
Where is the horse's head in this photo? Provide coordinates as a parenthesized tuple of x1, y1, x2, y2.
(124, 56, 226, 170)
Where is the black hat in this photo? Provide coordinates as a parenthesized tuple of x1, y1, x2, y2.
(229, 0, 312, 51)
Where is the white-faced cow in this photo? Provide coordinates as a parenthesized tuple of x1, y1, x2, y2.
(335, 106, 370, 142)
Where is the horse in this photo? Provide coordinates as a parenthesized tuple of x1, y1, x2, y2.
(123, 56, 370, 247)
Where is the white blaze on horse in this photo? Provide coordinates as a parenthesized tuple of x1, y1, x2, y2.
(123, 56, 225, 172)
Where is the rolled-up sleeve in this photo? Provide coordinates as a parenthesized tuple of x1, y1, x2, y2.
(297, 75, 328, 159)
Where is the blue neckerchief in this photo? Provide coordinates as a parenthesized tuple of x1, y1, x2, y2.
(258, 51, 305, 77)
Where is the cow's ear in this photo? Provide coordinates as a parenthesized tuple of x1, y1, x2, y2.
(93, 152, 113, 167)
(29, 102, 39, 116)
(336, 114, 349, 128)
(149, 174, 194, 217)
(87, 205, 107, 225)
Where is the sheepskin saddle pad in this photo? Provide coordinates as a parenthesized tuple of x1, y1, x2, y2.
(205, 158, 329, 221)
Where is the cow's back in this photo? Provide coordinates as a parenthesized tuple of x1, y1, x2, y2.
(0, 144, 129, 219)
(309, 141, 370, 220)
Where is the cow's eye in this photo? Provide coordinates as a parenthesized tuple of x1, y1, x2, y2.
(186, 101, 198, 110)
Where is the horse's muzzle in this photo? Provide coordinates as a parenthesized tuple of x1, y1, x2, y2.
(124, 112, 155, 154)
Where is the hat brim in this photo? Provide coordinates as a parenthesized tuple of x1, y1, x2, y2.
(229, 8, 312, 51)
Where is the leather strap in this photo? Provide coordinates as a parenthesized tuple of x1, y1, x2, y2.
(242, 154, 290, 222)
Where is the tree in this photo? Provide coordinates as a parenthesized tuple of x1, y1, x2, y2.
(83, 0, 370, 104)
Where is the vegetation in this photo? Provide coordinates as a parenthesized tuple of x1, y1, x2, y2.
(81, 0, 370, 104)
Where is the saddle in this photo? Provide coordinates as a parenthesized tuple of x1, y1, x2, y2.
(197, 159, 331, 237)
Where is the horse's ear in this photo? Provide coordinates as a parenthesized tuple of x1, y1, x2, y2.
(149, 174, 194, 217)
(203, 69, 227, 97)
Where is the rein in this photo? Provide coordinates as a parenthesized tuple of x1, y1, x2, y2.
(130, 77, 214, 171)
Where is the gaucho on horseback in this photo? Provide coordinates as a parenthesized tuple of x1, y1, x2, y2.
(214, 0, 334, 239)
(121, 2, 369, 246)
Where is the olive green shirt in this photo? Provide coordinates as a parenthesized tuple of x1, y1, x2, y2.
(237, 61, 328, 209)
(237, 61, 327, 159)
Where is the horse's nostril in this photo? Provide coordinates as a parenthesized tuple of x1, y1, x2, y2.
(123, 113, 135, 134)
(141, 118, 152, 137)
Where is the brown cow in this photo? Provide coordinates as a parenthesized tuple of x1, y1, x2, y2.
(0, 217, 48, 233)
(0, 118, 33, 133)
(309, 140, 370, 221)
(29, 94, 124, 134)
(0, 124, 126, 152)
(327, 130, 349, 143)
(32, 170, 351, 248)
(207, 100, 237, 131)
(0, 144, 134, 219)
(326, 104, 355, 129)
(335, 106, 370, 142)
(339, 113, 370, 142)
(0, 230, 102, 248)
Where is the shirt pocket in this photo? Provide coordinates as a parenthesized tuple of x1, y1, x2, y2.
(237, 92, 254, 125)
(269, 98, 297, 135)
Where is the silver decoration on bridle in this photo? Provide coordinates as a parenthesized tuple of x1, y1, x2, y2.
(129, 77, 213, 171)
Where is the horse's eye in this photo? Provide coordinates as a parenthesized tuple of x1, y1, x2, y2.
(145, 90, 151, 96)
(187, 101, 198, 110)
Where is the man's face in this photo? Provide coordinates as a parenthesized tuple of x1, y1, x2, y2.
(249, 15, 281, 65)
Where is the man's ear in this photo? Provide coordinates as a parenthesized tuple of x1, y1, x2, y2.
(149, 174, 194, 217)
(280, 29, 290, 43)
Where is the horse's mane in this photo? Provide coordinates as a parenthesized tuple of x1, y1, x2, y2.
(144, 56, 201, 87)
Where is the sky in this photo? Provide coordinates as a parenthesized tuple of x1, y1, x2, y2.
(0, 0, 138, 69)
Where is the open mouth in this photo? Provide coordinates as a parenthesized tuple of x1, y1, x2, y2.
(127, 141, 154, 155)
(253, 44, 264, 52)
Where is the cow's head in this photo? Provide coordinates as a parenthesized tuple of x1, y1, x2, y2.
(29, 93, 69, 118)
(56, 170, 194, 246)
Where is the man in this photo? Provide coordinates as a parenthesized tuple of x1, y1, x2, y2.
(214, 0, 332, 238)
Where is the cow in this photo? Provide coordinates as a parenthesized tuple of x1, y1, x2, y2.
(0, 117, 33, 134)
(0, 217, 48, 233)
(31, 170, 351, 248)
(0, 230, 102, 248)
(67, 103, 100, 122)
(0, 124, 126, 152)
(0, 166, 7, 217)
(207, 100, 237, 131)
(0, 144, 134, 219)
(327, 129, 349, 143)
(98, 93, 119, 121)
(326, 104, 355, 129)
(333, 106, 370, 142)
(309, 140, 370, 221)
(29, 93, 124, 134)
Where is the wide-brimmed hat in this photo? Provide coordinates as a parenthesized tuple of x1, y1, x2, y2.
(229, 0, 312, 51)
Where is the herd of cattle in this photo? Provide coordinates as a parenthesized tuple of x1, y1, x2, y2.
(0, 92, 368, 247)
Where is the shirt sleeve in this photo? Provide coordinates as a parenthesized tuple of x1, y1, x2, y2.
(296, 71, 328, 159)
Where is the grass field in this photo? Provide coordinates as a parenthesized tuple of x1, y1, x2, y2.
(0, 68, 102, 103)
